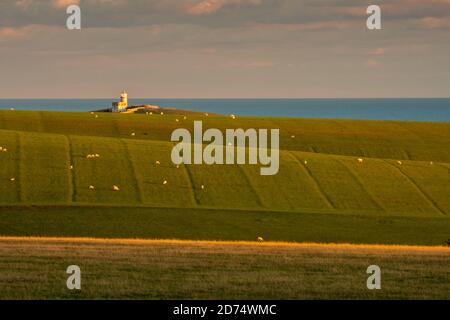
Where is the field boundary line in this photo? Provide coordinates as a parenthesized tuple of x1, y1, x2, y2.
(181, 165, 201, 206)
(15, 132, 22, 202)
(120, 139, 144, 204)
(383, 160, 447, 216)
(65, 135, 77, 203)
(236, 165, 265, 208)
(336, 158, 385, 211)
(289, 152, 334, 209)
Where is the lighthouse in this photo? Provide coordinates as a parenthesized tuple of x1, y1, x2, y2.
(112, 91, 128, 112)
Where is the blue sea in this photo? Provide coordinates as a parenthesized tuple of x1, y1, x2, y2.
(0, 99, 449, 122)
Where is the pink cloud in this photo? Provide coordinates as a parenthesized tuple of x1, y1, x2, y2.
(0, 27, 27, 40)
(366, 59, 380, 67)
(226, 60, 273, 69)
(186, 0, 262, 16)
(420, 16, 450, 29)
(368, 48, 386, 56)
(52, 0, 80, 9)
(252, 21, 355, 32)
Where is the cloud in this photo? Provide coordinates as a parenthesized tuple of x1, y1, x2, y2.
(366, 59, 380, 67)
(0, 27, 26, 39)
(185, 0, 262, 16)
(368, 48, 386, 56)
(420, 16, 450, 29)
(52, 0, 80, 9)
(15, 0, 34, 10)
(1, 0, 449, 30)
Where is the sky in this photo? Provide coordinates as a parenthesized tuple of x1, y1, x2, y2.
(0, 0, 449, 98)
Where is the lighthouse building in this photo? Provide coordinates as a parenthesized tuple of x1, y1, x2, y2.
(112, 91, 128, 112)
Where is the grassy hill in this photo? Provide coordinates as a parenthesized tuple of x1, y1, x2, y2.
(0, 109, 449, 245)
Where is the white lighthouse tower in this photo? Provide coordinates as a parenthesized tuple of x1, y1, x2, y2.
(120, 91, 128, 105)
(112, 90, 128, 112)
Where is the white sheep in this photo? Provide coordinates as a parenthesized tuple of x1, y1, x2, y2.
(89, 185, 95, 190)
(112, 185, 120, 191)
(257, 237, 264, 242)
(358, 158, 364, 163)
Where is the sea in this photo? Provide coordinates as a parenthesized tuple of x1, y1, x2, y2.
(0, 99, 449, 122)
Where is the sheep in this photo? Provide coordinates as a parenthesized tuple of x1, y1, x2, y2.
(160, 112, 164, 115)
(230, 114, 236, 120)
(2, 148, 7, 152)
(201, 185, 205, 190)
(131, 132, 136, 136)
(257, 237, 264, 242)
(397, 161, 402, 165)
(69, 165, 74, 170)
(175, 119, 179, 122)
(163, 180, 168, 185)
(291, 135, 295, 139)
(155, 160, 161, 165)
(430, 161, 434, 165)
(183, 116, 187, 120)
(112, 185, 120, 191)
(304, 160, 308, 165)
(10, 178, 15, 182)
(358, 158, 364, 163)
(89, 185, 95, 190)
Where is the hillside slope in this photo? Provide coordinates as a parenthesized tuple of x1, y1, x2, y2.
(0, 118, 448, 216)
(0, 110, 449, 245)
(1, 110, 449, 162)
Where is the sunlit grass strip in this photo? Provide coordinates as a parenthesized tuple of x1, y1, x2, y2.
(1, 236, 449, 253)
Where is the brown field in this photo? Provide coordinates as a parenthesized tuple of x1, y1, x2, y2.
(0, 237, 448, 300)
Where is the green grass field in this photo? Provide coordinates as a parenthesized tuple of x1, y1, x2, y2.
(0, 109, 449, 299)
